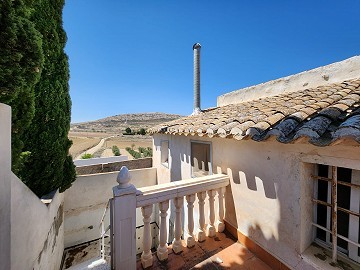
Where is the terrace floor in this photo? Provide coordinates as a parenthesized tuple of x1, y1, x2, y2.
(136, 231, 272, 270)
(62, 231, 272, 270)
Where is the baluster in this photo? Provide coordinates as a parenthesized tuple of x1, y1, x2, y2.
(197, 191, 206, 242)
(216, 187, 226, 232)
(207, 190, 216, 237)
(141, 205, 153, 268)
(157, 201, 169, 261)
(186, 194, 196, 248)
(172, 197, 184, 253)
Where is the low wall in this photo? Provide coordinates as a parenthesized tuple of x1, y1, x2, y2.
(0, 104, 11, 270)
(11, 173, 64, 270)
(64, 167, 157, 248)
(73, 155, 128, 167)
(75, 157, 152, 175)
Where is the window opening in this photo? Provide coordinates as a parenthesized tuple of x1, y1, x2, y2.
(312, 165, 360, 263)
(161, 141, 169, 167)
(191, 141, 211, 177)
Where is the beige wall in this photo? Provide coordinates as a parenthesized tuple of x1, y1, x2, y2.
(11, 173, 64, 270)
(153, 133, 360, 268)
(217, 55, 360, 107)
(64, 167, 157, 248)
(0, 104, 11, 270)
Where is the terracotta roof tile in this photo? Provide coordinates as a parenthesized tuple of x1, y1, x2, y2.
(149, 78, 360, 146)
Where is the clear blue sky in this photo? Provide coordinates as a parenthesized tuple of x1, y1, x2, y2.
(63, 1, 360, 123)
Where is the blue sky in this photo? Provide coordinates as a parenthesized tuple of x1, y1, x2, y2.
(63, 1, 360, 123)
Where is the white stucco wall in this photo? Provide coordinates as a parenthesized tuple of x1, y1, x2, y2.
(217, 55, 360, 106)
(153, 133, 360, 269)
(11, 173, 64, 270)
(64, 167, 157, 248)
(0, 104, 11, 270)
(73, 155, 128, 167)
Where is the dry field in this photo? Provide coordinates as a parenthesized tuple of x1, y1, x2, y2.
(69, 136, 101, 158)
(69, 132, 152, 160)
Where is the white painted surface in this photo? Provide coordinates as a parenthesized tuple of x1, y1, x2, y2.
(73, 156, 128, 167)
(113, 184, 137, 270)
(0, 104, 11, 270)
(11, 173, 64, 270)
(152, 133, 360, 269)
(217, 55, 360, 106)
(64, 167, 157, 248)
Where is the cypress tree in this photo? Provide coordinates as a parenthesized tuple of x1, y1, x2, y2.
(20, 0, 76, 196)
(0, 0, 44, 173)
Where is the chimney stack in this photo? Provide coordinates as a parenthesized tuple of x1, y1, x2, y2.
(192, 43, 201, 115)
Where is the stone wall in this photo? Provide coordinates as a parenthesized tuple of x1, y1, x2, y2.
(75, 157, 152, 175)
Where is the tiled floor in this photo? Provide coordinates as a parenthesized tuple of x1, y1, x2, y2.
(136, 232, 272, 270)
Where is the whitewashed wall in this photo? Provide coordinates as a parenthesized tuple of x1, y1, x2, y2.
(11, 173, 64, 270)
(0, 104, 11, 270)
(64, 167, 157, 248)
(73, 155, 128, 166)
(153, 133, 360, 269)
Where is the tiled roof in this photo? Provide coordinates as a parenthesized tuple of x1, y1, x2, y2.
(149, 79, 360, 146)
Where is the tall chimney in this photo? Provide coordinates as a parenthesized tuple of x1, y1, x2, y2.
(192, 43, 201, 115)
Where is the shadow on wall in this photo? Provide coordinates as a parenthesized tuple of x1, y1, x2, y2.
(223, 166, 297, 269)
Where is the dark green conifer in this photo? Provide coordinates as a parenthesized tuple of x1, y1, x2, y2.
(21, 0, 76, 196)
(0, 0, 44, 173)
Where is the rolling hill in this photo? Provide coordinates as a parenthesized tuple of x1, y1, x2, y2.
(70, 112, 182, 134)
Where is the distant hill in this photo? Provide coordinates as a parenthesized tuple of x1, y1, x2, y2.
(70, 112, 183, 134)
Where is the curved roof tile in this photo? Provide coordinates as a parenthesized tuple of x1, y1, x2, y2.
(148, 79, 360, 146)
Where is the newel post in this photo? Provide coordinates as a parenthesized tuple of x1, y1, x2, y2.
(112, 166, 137, 269)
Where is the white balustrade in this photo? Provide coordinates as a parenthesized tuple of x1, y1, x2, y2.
(141, 205, 153, 268)
(172, 197, 184, 253)
(186, 194, 196, 247)
(157, 201, 169, 260)
(112, 167, 230, 269)
(207, 190, 216, 237)
(197, 191, 207, 242)
(216, 187, 226, 232)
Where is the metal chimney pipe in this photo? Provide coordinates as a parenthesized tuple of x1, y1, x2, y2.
(192, 43, 201, 115)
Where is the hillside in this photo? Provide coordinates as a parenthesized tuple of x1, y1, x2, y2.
(70, 112, 183, 134)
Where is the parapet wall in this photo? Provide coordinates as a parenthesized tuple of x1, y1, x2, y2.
(11, 173, 64, 270)
(75, 157, 152, 175)
(64, 167, 157, 247)
(217, 55, 360, 106)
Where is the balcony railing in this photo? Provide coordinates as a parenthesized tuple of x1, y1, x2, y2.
(111, 166, 230, 269)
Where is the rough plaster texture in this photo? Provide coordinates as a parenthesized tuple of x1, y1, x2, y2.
(11, 173, 64, 270)
(152, 133, 360, 269)
(75, 157, 152, 175)
(0, 104, 11, 270)
(64, 167, 157, 248)
(217, 55, 360, 106)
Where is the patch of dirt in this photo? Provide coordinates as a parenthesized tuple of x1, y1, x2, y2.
(69, 137, 101, 158)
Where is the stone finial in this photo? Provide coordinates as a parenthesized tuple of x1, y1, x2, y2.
(117, 166, 132, 188)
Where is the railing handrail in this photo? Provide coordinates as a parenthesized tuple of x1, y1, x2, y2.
(136, 173, 229, 207)
(99, 198, 112, 228)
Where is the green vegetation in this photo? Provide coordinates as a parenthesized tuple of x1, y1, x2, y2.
(138, 128, 146, 135)
(0, 0, 44, 173)
(112, 145, 121, 156)
(81, 153, 93, 159)
(125, 146, 152, 159)
(18, 0, 76, 197)
(123, 127, 147, 135)
(138, 147, 152, 157)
